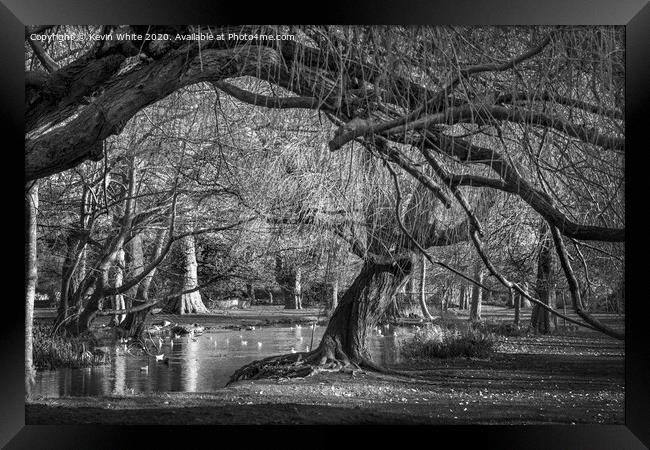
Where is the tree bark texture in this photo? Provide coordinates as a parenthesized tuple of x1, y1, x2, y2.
(172, 234, 208, 314)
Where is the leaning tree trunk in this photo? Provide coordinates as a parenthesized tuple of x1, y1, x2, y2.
(318, 259, 411, 362)
(470, 262, 483, 322)
(230, 257, 413, 382)
(531, 225, 557, 333)
(56, 229, 88, 327)
(25, 181, 39, 399)
(119, 228, 165, 338)
(172, 234, 208, 314)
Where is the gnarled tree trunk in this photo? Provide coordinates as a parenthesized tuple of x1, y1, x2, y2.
(230, 257, 412, 382)
(319, 258, 412, 362)
(172, 234, 208, 314)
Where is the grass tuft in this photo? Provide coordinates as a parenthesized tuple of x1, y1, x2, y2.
(400, 324, 496, 360)
(32, 323, 112, 370)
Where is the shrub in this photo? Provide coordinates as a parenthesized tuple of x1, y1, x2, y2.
(400, 324, 496, 360)
(32, 323, 112, 370)
(474, 321, 532, 337)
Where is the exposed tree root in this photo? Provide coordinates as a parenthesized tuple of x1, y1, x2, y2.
(228, 337, 431, 385)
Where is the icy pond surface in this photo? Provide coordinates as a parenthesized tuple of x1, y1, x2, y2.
(33, 324, 406, 397)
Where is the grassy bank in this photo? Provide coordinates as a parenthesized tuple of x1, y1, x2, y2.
(32, 323, 111, 370)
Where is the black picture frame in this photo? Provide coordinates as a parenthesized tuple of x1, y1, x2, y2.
(2, 1, 648, 447)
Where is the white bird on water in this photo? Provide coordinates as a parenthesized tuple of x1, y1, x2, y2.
(241, 340, 248, 346)
(290, 347, 296, 353)
(155, 354, 165, 362)
(257, 342, 262, 348)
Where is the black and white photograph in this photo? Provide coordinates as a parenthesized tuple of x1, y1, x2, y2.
(18, 21, 636, 433)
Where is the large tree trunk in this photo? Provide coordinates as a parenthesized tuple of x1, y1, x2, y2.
(470, 262, 483, 322)
(25, 181, 39, 399)
(308, 258, 412, 362)
(531, 226, 556, 333)
(172, 234, 208, 314)
(230, 257, 412, 382)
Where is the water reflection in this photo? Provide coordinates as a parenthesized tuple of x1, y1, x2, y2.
(32, 325, 412, 398)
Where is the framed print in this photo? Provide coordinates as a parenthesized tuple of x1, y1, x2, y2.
(2, 0, 648, 447)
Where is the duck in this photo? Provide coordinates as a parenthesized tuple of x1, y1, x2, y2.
(290, 347, 297, 353)
(154, 354, 165, 362)
(246, 326, 256, 331)
(241, 340, 248, 346)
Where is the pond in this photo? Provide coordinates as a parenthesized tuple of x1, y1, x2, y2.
(32, 324, 409, 398)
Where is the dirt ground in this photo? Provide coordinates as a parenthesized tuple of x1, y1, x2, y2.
(27, 305, 625, 425)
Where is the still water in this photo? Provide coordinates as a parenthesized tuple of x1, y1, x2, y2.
(33, 324, 406, 398)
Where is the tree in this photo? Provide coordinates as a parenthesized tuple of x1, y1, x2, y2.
(470, 262, 483, 322)
(530, 223, 557, 333)
(25, 181, 39, 398)
(24, 26, 625, 382)
(170, 234, 208, 314)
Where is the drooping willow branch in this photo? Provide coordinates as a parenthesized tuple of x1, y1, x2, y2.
(414, 133, 624, 242)
(549, 225, 624, 340)
(384, 160, 490, 291)
(411, 145, 605, 333)
(328, 33, 555, 151)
